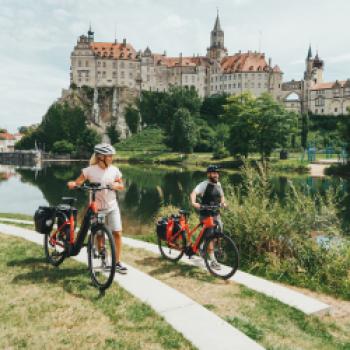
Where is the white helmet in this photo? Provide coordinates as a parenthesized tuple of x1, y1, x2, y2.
(94, 143, 116, 155)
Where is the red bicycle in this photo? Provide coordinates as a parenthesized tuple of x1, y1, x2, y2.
(156, 205, 239, 279)
(35, 183, 116, 291)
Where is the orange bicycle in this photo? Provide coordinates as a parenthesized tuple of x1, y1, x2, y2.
(156, 205, 239, 279)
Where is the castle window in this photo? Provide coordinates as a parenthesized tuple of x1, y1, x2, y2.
(335, 108, 338, 112)
(97, 61, 101, 67)
(78, 60, 82, 67)
(85, 61, 89, 67)
(103, 62, 106, 68)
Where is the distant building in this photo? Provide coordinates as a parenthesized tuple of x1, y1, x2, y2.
(0, 133, 22, 152)
(70, 13, 283, 99)
(282, 45, 350, 115)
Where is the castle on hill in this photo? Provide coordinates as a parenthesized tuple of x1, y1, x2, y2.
(69, 12, 350, 132)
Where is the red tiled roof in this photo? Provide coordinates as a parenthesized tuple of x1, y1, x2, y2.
(220, 52, 274, 73)
(152, 55, 209, 68)
(312, 80, 346, 91)
(0, 133, 15, 140)
(90, 42, 137, 60)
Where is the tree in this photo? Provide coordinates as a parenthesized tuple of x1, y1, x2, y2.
(125, 105, 140, 134)
(76, 128, 102, 156)
(107, 124, 120, 144)
(200, 94, 228, 126)
(301, 113, 309, 149)
(52, 140, 74, 154)
(225, 93, 298, 159)
(166, 108, 197, 153)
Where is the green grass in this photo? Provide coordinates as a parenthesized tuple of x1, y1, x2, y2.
(0, 212, 33, 220)
(122, 245, 350, 350)
(0, 233, 195, 350)
(116, 127, 170, 152)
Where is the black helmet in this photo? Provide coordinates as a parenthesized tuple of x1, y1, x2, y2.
(206, 165, 220, 173)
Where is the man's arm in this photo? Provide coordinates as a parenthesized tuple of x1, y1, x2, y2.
(190, 191, 201, 209)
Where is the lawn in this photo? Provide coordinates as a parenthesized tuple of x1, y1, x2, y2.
(0, 233, 195, 350)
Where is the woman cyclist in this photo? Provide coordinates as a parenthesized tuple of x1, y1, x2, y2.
(67, 143, 127, 274)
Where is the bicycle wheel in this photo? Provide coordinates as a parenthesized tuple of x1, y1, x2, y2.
(203, 233, 239, 279)
(44, 232, 66, 267)
(88, 225, 116, 291)
(158, 231, 186, 262)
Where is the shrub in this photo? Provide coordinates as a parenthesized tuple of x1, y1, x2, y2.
(52, 140, 74, 154)
(221, 163, 350, 299)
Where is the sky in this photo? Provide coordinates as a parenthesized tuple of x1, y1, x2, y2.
(1, 0, 350, 133)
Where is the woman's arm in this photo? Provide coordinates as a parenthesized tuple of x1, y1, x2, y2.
(67, 173, 86, 190)
(111, 178, 124, 191)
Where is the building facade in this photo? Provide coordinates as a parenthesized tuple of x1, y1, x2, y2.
(70, 14, 283, 100)
(282, 46, 350, 115)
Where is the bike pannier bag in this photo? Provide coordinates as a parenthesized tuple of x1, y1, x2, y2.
(156, 217, 168, 240)
(34, 206, 55, 234)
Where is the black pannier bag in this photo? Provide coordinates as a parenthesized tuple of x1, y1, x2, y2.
(156, 217, 168, 240)
(34, 206, 55, 234)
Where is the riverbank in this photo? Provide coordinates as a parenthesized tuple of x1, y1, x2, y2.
(114, 151, 309, 173)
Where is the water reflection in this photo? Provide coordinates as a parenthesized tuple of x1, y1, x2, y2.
(0, 162, 349, 234)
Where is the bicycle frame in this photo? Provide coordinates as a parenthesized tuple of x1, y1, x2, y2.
(167, 213, 216, 254)
(49, 189, 100, 257)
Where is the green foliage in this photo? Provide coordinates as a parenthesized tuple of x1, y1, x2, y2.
(301, 113, 309, 149)
(224, 93, 298, 159)
(116, 127, 169, 152)
(200, 94, 228, 126)
(0, 128, 7, 133)
(76, 128, 102, 156)
(106, 124, 120, 144)
(212, 142, 230, 159)
(139, 86, 201, 131)
(194, 122, 215, 152)
(52, 140, 74, 154)
(166, 108, 197, 153)
(125, 105, 140, 134)
(222, 164, 350, 299)
(15, 103, 101, 156)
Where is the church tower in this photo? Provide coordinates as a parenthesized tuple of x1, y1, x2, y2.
(207, 11, 227, 61)
(88, 24, 94, 43)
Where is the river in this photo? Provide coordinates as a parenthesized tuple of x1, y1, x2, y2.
(0, 162, 349, 235)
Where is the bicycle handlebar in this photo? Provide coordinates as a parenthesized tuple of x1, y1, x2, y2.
(74, 183, 113, 192)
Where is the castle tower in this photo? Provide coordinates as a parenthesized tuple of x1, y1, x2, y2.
(88, 24, 94, 43)
(207, 11, 227, 60)
(304, 45, 324, 83)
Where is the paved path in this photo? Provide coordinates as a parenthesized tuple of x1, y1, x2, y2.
(122, 237, 331, 316)
(0, 223, 265, 350)
(0, 218, 331, 315)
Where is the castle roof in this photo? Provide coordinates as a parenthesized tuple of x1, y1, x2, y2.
(90, 42, 137, 60)
(312, 80, 347, 90)
(152, 54, 209, 68)
(220, 52, 276, 73)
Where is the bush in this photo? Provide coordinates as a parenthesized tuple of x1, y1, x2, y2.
(212, 143, 230, 159)
(221, 164, 350, 299)
(52, 140, 74, 154)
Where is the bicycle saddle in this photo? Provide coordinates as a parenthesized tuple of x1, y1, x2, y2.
(61, 197, 77, 206)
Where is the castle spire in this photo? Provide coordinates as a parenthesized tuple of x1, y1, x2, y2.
(307, 44, 312, 60)
(213, 8, 222, 32)
(88, 22, 94, 42)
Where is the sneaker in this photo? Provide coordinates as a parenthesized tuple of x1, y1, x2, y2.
(115, 262, 128, 274)
(210, 260, 221, 270)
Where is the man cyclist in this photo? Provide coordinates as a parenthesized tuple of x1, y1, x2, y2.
(190, 165, 226, 270)
(67, 143, 127, 274)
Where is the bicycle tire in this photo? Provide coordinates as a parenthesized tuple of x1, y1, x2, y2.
(203, 232, 239, 280)
(44, 233, 66, 267)
(158, 231, 186, 262)
(87, 225, 116, 291)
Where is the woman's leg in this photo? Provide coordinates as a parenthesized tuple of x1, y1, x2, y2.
(113, 230, 122, 262)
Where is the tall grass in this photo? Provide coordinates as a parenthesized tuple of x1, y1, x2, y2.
(222, 164, 350, 299)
